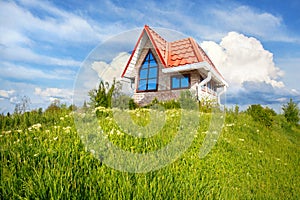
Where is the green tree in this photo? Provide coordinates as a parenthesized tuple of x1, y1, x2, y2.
(89, 79, 118, 109)
(282, 98, 299, 126)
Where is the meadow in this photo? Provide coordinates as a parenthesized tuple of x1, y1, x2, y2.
(0, 106, 299, 199)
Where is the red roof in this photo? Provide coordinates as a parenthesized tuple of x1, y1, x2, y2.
(122, 25, 223, 78)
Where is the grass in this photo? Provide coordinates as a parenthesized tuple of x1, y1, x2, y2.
(0, 108, 299, 199)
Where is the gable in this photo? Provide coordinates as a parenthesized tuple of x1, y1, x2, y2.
(121, 25, 227, 87)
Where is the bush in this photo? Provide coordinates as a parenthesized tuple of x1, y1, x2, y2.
(246, 104, 276, 128)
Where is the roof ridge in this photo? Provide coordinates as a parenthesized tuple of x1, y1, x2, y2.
(188, 37, 203, 63)
(144, 25, 167, 66)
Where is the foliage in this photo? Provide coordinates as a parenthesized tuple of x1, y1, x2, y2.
(246, 104, 276, 128)
(89, 79, 118, 109)
(282, 98, 300, 126)
(178, 90, 198, 110)
(199, 97, 218, 113)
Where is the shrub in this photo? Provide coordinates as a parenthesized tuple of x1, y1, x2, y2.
(282, 98, 299, 126)
(246, 104, 276, 128)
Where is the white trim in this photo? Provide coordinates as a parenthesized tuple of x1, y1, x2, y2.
(162, 61, 228, 87)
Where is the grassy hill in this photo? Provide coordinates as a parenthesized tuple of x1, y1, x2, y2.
(0, 108, 299, 199)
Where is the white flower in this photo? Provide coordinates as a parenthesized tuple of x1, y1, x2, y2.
(32, 123, 42, 130)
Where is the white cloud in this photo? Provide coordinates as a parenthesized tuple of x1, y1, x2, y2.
(0, 89, 15, 99)
(35, 87, 72, 97)
(92, 52, 131, 83)
(0, 62, 74, 81)
(201, 32, 285, 89)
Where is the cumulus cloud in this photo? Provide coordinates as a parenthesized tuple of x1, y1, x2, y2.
(0, 89, 15, 100)
(92, 52, 131, 84)
(201, 32, 300, 107)
(201, 32, 284, 89)
(35, 87, 73, 103)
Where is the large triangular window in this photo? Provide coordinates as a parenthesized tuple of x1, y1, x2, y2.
(137, 51, 158, 91)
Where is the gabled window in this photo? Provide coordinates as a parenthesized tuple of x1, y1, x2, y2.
(171, 74, 190, 89)
(137, 51, 158, 91)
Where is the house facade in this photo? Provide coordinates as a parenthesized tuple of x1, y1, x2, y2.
(121, 25, 228, 106)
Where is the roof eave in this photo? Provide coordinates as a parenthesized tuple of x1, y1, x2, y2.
(162, 61, 228, 87)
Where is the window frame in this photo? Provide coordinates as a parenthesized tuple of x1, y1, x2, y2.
(137, 50, 159, 92)
(171, 74, 191, 90)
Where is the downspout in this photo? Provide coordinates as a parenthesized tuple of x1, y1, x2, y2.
(197, 71, 211, 101)
(218, 85, 227, 105)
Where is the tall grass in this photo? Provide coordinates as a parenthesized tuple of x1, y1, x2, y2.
(0, 108, 299, 199)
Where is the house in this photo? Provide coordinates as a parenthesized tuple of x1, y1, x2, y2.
(121, 25, 228, 106)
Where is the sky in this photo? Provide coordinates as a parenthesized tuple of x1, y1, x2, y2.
(0, 0, 299, 114)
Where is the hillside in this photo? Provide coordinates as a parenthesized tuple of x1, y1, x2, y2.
(1, 108, 299, 199)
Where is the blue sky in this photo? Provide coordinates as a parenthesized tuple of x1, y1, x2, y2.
(0, 0, 299, 113)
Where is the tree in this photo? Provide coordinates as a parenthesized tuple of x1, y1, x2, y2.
(14, 95, 31, 114)
(282, 98, 299, 126)
(89, 79, 118, 109)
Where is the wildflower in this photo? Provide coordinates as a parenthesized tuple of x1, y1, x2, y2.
(238, 138, 245, 142)
(256, 129, 260, 133)
(60, 117, 64, 121)
(32, 123, 42, 130)
(63, 126, 71, 133)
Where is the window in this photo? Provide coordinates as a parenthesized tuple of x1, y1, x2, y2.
(171, 74, 190, 89)
(137, 51, 158, 91)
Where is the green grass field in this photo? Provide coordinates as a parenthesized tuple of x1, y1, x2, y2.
(1, 108, 299, 199)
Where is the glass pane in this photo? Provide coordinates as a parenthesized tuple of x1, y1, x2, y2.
(147, 79, 157, 90)
(181, 76, 189, 88)
(138, 80, 147, 91)
(141, 63, 148, 69)
(149, 52, 154, 60)
(139, 69, 148, 79)
(148, 68, 157, 78)
(172, 77, 180, 89)
(149, 60, 157, 67)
